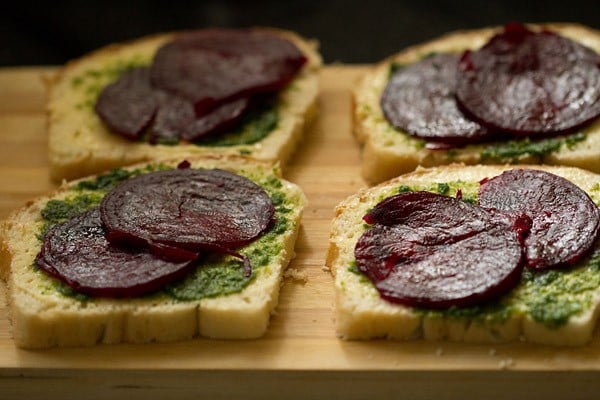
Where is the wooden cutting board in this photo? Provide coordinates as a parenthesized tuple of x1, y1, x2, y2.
(0, 66, 599, 400)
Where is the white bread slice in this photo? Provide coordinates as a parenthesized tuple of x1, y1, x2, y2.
(0, 154, 306, 348)
(326, 164, 600, 346)
(353, 23, 600, 184)
(47, 28, 322, 182)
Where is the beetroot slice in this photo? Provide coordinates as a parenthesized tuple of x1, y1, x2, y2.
(364, 191, 496, 242)
(137, 92, 251, 144)
(456, 23, 600, 135)
(181, 97, 250, 141)
(355, 192, 530, 309)
(149, 91, 196, 144)
(94, 67, 158, 140)
(150, 29, 307, 114)
(381, 53, 492, 145)
(478, 169, 600, 270)
(100, 168, 275, 258)
(36, 208, 197, 298)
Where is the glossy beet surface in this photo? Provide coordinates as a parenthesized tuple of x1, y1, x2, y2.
(456, 23, 600, 135)
(149, 94, 250, 143)
(381, 53, 492, 146)
(478, 169, 600, 269)
(150, 29, 307, 114)
(94, 67, 157, 139)
(100, 168, 275, 257)
(355, 192, 530, 309)
(36, 208, 197, 297)
(180, 97, 250, 141)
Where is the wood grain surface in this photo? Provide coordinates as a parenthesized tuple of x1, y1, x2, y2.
(0, 66, 599, 400)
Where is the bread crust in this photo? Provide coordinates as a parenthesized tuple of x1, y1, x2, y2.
(0, 154, 306, 348)
(47, 28, 322, 182)
(327, 163, 600, 345)
(353, 23, 600, 184)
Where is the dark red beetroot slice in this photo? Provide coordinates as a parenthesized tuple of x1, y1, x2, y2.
(381, 53, 492, 146)
(355, 192, 530, 308)
(95, 67, 158, 140)
(36, 208, 197, 298)
(456, 23, 600, 135)
(181, 97, 250, 142)
(150, 29, 307, 114)
(365, 191, 496, 242)
(478, 169, 600, 270)
(100, 168, 275, 256)
(149, 91, 196, 144)
(148, 93, 250, 144)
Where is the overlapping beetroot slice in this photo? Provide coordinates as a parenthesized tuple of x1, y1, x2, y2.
(149, 94, 250, 144)
(94, 67, 158, 140)
(181, 97, 250, 142)
(456, 23, 600, 135)
(36, 208, 197, 298)
(150, 29, 307, 114)
(355, 192, 530, 309)
(356, 170, 600, 309)
(380, 23, 600, 147)
(100, 168, 275, 257)
(95, 29, 306, 143)
(37, 168, 275, 297)
(381, 53, 492, 146)
(478, 169, 600, 269)
(148, 92, 196, 144)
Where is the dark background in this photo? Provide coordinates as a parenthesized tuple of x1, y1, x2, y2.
(1, 0, 599, 66)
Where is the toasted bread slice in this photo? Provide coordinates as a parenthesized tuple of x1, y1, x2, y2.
(326, 164, 600, 345)
(353, 23, 600, 184)
(0, 155, 306, 348)
(47, 29, 321, 182)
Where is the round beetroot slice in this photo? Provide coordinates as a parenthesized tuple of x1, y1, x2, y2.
(355, 192, 529, 309)
(356, 225, 525, 309)
(36, 208, 197, 298)
(150, 29, 307, 113)
(456, 23, 600, 135)
(95, 67, 158, 140)
(478, 169, 600, 270)
(100, 168, 275, 256)
(381, 53, 492, 145)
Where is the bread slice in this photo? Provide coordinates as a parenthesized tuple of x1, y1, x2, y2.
(353, 23, 600, 184)
(47, 28, 322, 182)
(326, 164, 600, 345)
(0, 154, 306, 348)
